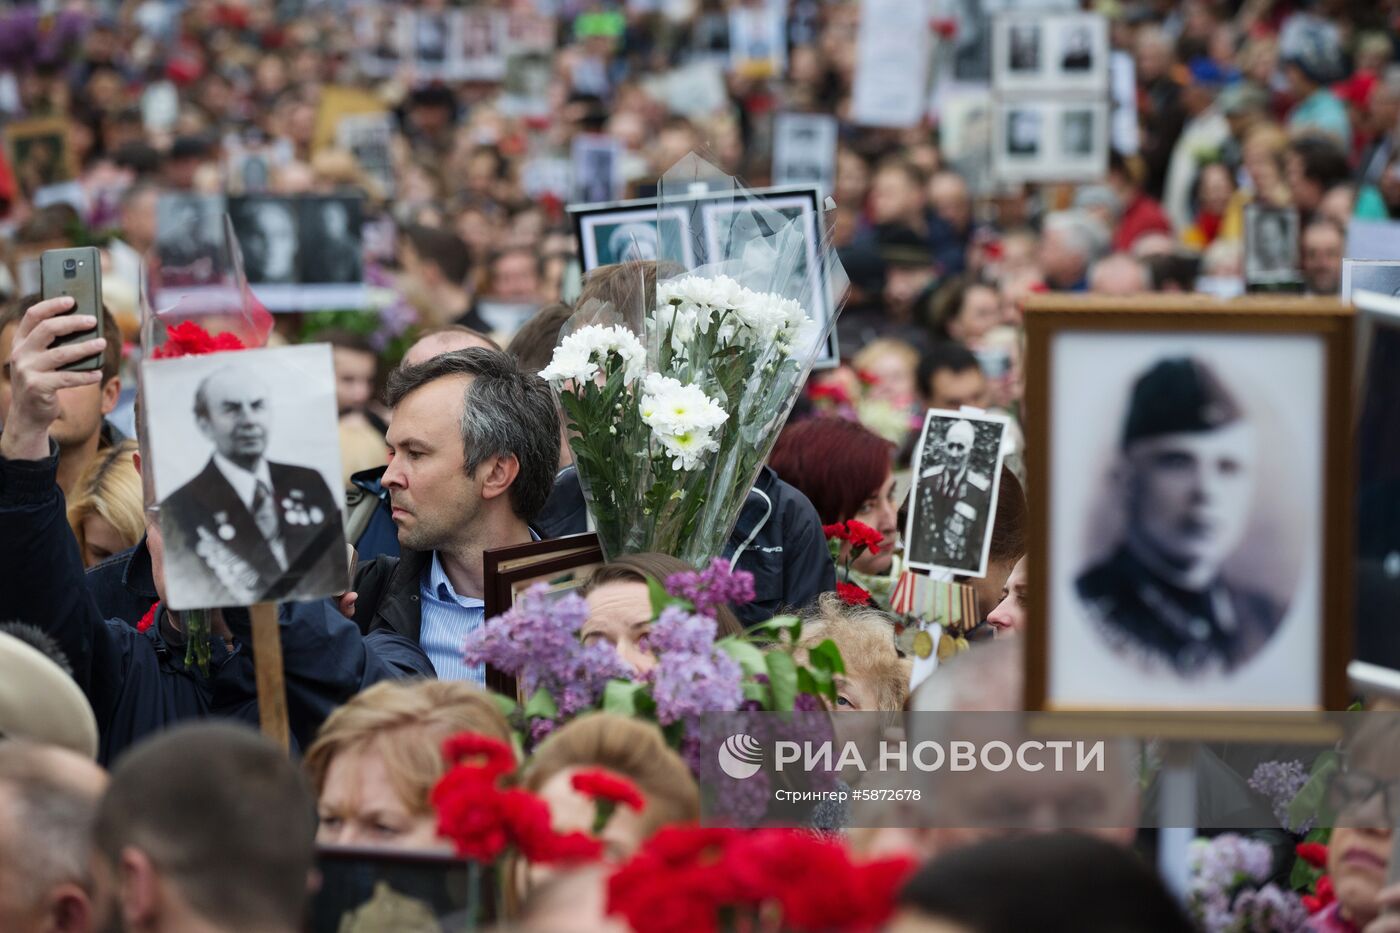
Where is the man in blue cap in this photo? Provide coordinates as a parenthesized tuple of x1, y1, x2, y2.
(1077, 357, 1282, 676)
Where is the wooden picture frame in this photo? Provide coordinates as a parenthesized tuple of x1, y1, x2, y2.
(1022, 295, 1352, 727)
(4, 116, 77, 196)
(311, 845, 495, 933)
(482, 533, 604, 697)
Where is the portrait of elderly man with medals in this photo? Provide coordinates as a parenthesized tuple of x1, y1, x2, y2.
(160, 362, 345, 606)
(907, 414, 1006, 575)
(1076, 356, 1283, 677)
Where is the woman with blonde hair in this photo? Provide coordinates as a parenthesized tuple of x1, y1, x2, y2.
(305, 680, 513, 850)
(66, 439, 144, 568)
(798, 594, 911, 713)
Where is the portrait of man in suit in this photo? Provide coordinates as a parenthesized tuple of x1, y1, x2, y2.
(160, 363, 345, 606)
(1076, 357, 1284, 677)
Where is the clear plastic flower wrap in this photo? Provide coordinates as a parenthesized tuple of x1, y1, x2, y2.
(543, 155, 848, 564)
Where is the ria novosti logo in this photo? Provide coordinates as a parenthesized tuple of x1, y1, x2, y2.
(718, 733, 763, 779)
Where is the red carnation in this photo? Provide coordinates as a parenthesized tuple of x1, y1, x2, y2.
(855, 369, 880, 386)
(1302, 874, 1336, 914)
(823, 522, 852, 542)
(836, 582, 873, 606)
(844, 520, 884, 555)
(809, 382, 854, 406)
(1296, 841, 1328, 868)
(430, 769, 510, 862)
(499, 788, 602, 864)
(931, 17, 958, 39)
(136, 602, 158, 633)
(151, 321, 247, 360)
(572, 768, 646, 812)
(441, 732, 515, 778)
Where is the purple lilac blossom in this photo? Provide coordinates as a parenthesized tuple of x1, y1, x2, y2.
(463, 585, 631, 718)
(1248, 759, 1313, 831)
(665, 558, 756, 618)
(650, 648, 744, 725)
(648, 606, 718, 656)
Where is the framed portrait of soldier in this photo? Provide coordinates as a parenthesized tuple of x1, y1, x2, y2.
(141, 344, 348, 610)
(1022, 294, 1352, 715)
(4, 117, 76, 197)
(572, 204, 694, 270)
(905, 409, 1009, 576)
(1244, 205, 1301, 287)
(1342, 259, 1400, 303)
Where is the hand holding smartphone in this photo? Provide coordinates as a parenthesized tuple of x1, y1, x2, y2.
(39, 246, 103, 372)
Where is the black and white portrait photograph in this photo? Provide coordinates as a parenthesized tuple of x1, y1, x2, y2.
(142, 344, 347, 609)
(1061, 107, 1094, 157)
(228, 195, 365, 310)
(1008, 23, 1040, 72)
(1060, 24, 1093, 71)
(298, 196, 363, 285)
(571, 134, 622, 205)
(453, 9, 506, 82)
(1342, 259, 1400, 302)
(410, 10, 451, 70)
(905, 409, 1009, 576)
(1046, 331, 1327, 707)
(356, 7, 406, 77)
(995, 12, 1108, 94)
(771, 113, 838, 198)
(994, 99, 1107, 183)
(1005, 107, 1041, 157)
(229, 196, 298, 285)
(1244, 205, 1300, 285)
(576, 206, 694, 270)
(335, 113, 396, 197)
(156, 193, 228, 286)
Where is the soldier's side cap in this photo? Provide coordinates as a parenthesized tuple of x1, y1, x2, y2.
(0, 632, 98, 759)
(1122, 357, 1243, 448)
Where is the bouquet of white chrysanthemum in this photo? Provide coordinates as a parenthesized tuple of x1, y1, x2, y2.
(542, 156, 845, 564)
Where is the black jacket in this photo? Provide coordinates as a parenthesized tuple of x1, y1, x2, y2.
(533, 465, 834, 627)
(0, 447, 434, 763)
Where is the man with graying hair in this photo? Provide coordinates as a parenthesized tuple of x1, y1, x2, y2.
(347, 348, 562, 681)
(0, 740, 108, 933)
(1039, 210, 1111, 292)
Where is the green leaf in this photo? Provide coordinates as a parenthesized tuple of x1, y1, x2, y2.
(766, 650, 798, 712)
(1286, 751, 1340, 831)
(602, 679, 646, 716)
(742, 679, 772, 706)
(1289, 853, 1324, 892)
(807, 638, 846, 675)
(797, 666, 836, 703)
(720, 638, 768, 678)
(751, 615, 803, 645)
(491, 693, 519, 719)
(524, 687, 558, 720)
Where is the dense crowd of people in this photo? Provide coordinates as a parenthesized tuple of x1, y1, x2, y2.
(2, 0, 1400, 930)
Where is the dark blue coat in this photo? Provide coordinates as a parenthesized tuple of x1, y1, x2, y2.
(0, 448, 434, 765)
(533, 465, 835, 627)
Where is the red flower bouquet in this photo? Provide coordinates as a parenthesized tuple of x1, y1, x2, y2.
(836, 581, 873, 606)
(606, 825, 915, 933)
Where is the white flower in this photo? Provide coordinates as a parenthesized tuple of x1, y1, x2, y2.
(639, 373, 728, 470)
(655, 274, 810, 353)
(539, 324, 646, 386)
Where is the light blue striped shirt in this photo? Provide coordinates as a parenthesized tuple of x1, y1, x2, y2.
(419, 552, 486, 684)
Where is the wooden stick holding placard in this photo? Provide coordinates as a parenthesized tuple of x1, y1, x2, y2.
(248, 603, 289, 750)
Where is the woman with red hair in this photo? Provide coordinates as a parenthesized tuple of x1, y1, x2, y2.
(768, 417, 898, 579)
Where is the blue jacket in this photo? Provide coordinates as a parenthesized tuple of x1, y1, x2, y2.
(532, 465, 835, 627)
(0, 448, 434, 764)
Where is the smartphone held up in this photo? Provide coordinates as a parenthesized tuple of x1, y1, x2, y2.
(39, 246, 104, 373)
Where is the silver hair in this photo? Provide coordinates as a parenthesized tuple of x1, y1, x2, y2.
(1044, 210, 1111, 264)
